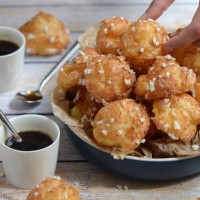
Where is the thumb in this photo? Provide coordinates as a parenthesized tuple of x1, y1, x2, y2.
(164, 24, 199, 53)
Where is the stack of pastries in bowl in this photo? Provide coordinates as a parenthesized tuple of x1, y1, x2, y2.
(56, 17, 200, 158)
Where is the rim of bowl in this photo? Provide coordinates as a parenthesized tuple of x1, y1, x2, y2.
(0, 114, 60, 154)
(0, 26, 25, 58)
(66, 124, 200, 162)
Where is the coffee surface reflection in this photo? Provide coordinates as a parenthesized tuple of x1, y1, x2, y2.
(6, 131, 53, 151)
(0, 40, 19, 56)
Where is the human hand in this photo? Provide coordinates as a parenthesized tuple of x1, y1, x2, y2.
(140, 0, 200, 53)
(140, 0, 175, 20)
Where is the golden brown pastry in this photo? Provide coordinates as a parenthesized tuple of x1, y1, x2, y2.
(26, 177, 80, 200)
(57, 49, 99, 91)
(57, 63, 84, 91)
(193, 76, 200, 103)
(73, 87, 103, 118)
(96, 17, 131, 55)
(93, 99, 150, 154)
(120, 19, 168, 73)
(180, 45, 200, 75)
(72, 48, 99, 66)
(85, 54, 136, 104)
(20, 11, 70, 56)
(153, 94, 200, 142)
(134, 56, 196, 100)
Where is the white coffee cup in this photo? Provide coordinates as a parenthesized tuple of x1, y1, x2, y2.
(0, 26, 25, 93)
(0, 115, 60, 189)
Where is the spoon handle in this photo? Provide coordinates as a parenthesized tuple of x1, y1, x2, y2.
(0, 110, 22, 142)
(37, 41, 80, 92)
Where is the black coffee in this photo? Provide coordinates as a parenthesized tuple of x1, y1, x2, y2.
(6, 131, 53, 151)
(0, 40, 19, 56)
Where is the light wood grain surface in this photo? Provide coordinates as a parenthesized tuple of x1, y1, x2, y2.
(0, 0, 200, 200)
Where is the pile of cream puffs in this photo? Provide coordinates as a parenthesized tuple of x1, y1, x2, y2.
(56, 17, 200, 158)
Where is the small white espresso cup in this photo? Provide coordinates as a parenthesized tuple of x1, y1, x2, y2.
(0, 26, 25, 92)
(0, 115, 60, 189)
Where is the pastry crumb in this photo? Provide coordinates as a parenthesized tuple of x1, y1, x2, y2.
(192, 144, 199, 151)
(116, 184, 129, 190)
(74, 182, 79, 186)
(116, 185, 122, 190)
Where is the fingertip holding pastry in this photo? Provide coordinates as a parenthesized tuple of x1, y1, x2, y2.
(120, 19, 168, 73)
(169, 28, 185, 63)
(20, 11, 71, 56)
(153, 94, 200, 142)
(85, 54, 136, 104)
(163, 43, 174, 53)
(170, 28, 200, 75)
(96, 17, 131, 55)
(26, 177, 80, 200)
(134, 55, 196, 100)
(93, 99, 150, 154)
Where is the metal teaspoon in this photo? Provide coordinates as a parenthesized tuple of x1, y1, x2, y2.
(0, 109, 22, 142)
(16, 41, 80, 103)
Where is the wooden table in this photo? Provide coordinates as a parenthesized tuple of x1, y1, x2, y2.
(0, 0, 200, 199)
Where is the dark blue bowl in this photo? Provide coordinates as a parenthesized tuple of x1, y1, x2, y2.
(65, 124, 200, 180)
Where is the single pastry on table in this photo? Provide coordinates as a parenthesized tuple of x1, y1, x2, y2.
(96, 17, 131, 55)
(57, 48, 99, 91)
(20, 11, 70, 56)
(26, 176, 80, 200)
(134, 55, 196, 100)
(170, 28, 200, 75)
(85, 54, 136, 104)
(93, 99, 150, 154)
(120, 19, 168, 74)
(153, 94, 200, 142)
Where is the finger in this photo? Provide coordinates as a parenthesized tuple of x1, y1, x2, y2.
(193, 39, 200, 47)
(164, 25, 199, 52)
(164, 6, 200, 52)
(140, 0, 175, 20)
